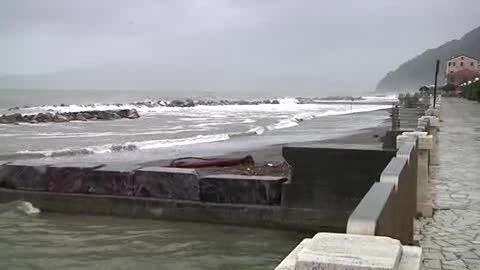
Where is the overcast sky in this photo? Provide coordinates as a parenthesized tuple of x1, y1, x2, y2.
(1, 0, 479, 93)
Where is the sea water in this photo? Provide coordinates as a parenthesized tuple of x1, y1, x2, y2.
(0, 201, 305, 270)
(0, 89, 395, 162)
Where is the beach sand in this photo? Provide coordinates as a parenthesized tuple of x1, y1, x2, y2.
(190, 122, 390, 177)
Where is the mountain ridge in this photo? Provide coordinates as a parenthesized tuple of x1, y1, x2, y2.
(376, 26, 480, 92)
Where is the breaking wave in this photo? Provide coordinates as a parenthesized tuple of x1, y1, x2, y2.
(14, 134, 231, 158)
(0, 201, 40, 216)
(5, 98, 392, 159)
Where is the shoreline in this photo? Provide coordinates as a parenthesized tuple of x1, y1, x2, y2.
(136, 121, 390, 179)
(141, 118, 390, 173)
(1, 107, 391, 163)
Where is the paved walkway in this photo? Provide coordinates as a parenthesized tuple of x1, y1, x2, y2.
(416, 98, 480, 270)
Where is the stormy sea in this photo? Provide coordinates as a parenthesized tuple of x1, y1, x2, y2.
(0, 89, 397, 269)
(0, 89, 396, 164)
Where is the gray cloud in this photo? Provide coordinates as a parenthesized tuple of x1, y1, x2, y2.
(1, 0, 479, 94)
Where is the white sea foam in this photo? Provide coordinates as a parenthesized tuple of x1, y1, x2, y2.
(278, 97, 299, 104)
(193, 122, 232, 128)
(16, 133, 231, 157)
(16, 201, 40, 215)
(293, 112, 315, 121)
(128, 134, 230, 150)
(247, 126, 265, 135)
(266, 119, 299, 130)
(361, 94, 398, 102)
(0, 201, 40, 216)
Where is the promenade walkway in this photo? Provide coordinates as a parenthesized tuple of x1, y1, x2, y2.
(417, 98, 480, 270)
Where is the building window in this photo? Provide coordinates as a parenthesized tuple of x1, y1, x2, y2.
(471, 62, 474, 66)
(448, 62, 452, 66)
(453, 62, 456, 66)
(461, 57, 464, 60)
(461, 62, 464, 67)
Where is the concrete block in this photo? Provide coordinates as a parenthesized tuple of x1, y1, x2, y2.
(426, 108, 440, 117)
(297, 234, 401, 270)
(403, 131, 427, 137)
(282, 143, 396, 210)
(384, 130, 415, 149)
(276, 233, 422, 270)
(397, 131, 432, 217)
(396, 135, 415, 150)
(81, 164, 141, 195)
(417, 135, 433, 150)
(347, 182, 396, 236)
(421, 116, 440, 129)
(275, 239, 312, 270)
(428, 117, 440, 127)
(0, 160, 51, 191)
(199, 174, 287, 205)
(398, 246, 422, 270)
(47, 163, 104, 193)
(396, 142, 415, 159)
(380, 157, 415, 244)
(135, 167, 200, 200)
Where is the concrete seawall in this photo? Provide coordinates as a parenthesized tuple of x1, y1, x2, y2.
(0, 161, 349, 232)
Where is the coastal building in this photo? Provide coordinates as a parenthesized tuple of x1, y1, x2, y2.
(445, 55, 480, 86)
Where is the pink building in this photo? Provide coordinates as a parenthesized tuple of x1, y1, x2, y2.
(446, 55, 480, 74)
(445, 55, 480, 86)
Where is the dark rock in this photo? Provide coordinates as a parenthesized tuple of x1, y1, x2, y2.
(23, 114, 34, 122)
(33, 112, 54, 122)
(53, 113, 70, 122)
(12, 113, 24, 122)
(126, 109, 140, 119)
(199, 174, 287, 205)
(82, 112, 93, 119)
(75, 112, 87, 121)
(134, 167, 200, 200)
(271, 99, 280, 104)
(169, 100, 185, 107)
(116, 109, 129, 118)
(184, 99, 195, 107)
(96, 111, 120, 120)
(0, 114, 14, 124)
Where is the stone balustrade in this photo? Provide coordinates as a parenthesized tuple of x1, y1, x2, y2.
(275, 233, 422, 270)
(277, 96, 441, 269)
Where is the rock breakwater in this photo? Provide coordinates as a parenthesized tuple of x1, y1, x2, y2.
(0, 109, 140, 124)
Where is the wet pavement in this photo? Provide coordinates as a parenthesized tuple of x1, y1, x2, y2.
(416, 98, 480, 270)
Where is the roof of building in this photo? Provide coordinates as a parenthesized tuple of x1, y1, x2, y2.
(449, 54, 480, 62)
